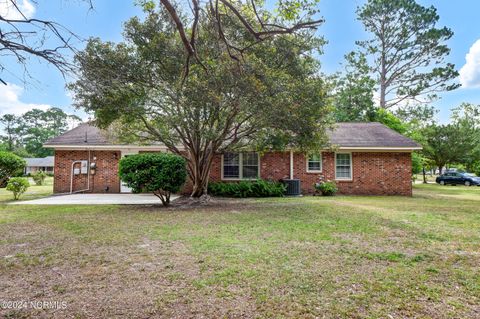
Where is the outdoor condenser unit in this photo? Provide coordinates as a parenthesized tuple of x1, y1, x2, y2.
(282, 179, 301, 196)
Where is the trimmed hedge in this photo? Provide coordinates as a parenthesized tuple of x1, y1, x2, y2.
(208, 180, 286, 198)
(119, 153, 187, 206)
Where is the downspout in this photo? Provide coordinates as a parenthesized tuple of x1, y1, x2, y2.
(289, 150, 294, 179)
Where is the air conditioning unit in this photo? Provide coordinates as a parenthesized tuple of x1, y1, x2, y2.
(282, 179, 301, 196)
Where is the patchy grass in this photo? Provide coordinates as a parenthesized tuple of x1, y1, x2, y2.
(415, 182, 480, 201)
(0, 184, 478, 318)
(0, 177, 53, 203)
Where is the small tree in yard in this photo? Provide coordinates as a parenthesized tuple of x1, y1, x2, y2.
(0, 152, 26, 187)
(7, 177, 30, 200)
(421, 103, 480, 174)
(119, 153, 187, 206)
(32, 171, 47, 186)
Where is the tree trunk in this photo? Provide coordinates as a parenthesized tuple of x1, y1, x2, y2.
(7, 137, 13, 151)
(190, 174, 209, 197)
(187, 149, 214, 198)
(422, 167, 427, 184)
(153, 190, 171, 206)
(380, 76, 386, 109)
(438, 164, 443, 175)
(379, 18, 387, 109)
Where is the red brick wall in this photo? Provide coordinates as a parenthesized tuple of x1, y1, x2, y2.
(54, 150, 412, 196)
(53, 150, 120, 193)
(336, 152, 412, 196)
(208, 151, 412, 196)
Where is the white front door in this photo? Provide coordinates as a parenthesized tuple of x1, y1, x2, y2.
(120, 150, 139, 193)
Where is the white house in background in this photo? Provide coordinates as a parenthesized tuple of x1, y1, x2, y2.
(24, 156, 55, 175)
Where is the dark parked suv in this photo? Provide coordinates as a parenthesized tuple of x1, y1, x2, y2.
(436, 172, 480, 186)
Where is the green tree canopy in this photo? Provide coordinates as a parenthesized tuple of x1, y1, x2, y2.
(332, 52, 376, 122)
(0, 108, 81, 158)
(421, 123, 471, 174)
(0, 152, 26, 186)
(450, 103, 480, 172)
(70, 4, 332, 197)
(0, 114, 18, 152)
(356, 0, 459, 110)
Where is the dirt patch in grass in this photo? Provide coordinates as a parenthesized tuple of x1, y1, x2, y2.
(0, 188, 479, 318)
(0, 220, 257, 318)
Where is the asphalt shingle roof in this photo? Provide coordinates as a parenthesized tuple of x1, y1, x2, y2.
(25, 156, 54, 167)
(45, 123, 113, 145)
(45, 122, 421, 149)
(327, 122, 421, 148)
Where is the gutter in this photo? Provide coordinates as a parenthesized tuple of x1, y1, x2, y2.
(43, 144, 171, 151)
(44, 144, 422, 152)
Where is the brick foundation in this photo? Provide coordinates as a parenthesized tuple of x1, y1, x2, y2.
(53, 150, 412, 196)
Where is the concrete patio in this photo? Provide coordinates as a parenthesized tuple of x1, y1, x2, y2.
(10, 193, 178, 205)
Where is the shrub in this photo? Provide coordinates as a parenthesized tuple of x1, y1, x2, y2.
(119, 153, 187, 206)
(314, 181, 338, 196)
(6, 177, 30, 200)
(0, 152, 26, 188)
(32, 171, 47, 186)
(208, 180, 286, 197)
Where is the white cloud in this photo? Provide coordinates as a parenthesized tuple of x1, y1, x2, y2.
(0, 82, 51, 115)
(0, 0, 35, 20)
(459, 39, 480, 89)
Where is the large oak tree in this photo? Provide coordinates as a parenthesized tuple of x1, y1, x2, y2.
(70, 4, 331, 197)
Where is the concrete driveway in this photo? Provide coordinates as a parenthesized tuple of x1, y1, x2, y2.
(10, 193, 179, 205)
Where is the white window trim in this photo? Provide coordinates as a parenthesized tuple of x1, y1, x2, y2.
(335, 152, 353, 181)
(221, 153, 261, 180)
(306, 153, 322, 173)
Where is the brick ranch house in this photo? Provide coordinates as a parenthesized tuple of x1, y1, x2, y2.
(44, 122, 421, 196)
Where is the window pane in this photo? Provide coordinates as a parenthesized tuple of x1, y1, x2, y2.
(308, 154, 321, 171)
(224, 165, 239, 178)
(224, 153, 239, 166)
(223, 152, 259, 179)
(336, 154, 350, 165)
(243, 166, 258, 178)
(224, 153, 240, 178)
(336, 154, 351, 179)
(242, 152, 258, 166)
(242, 152, 258, 179)
(308, 161, 321, 171)
(336, 167, 350, 178)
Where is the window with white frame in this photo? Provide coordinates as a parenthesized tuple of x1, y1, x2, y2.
(223, 152, 259, 179)
(335, 153, 352, 180)
(307, 153, 322, 172)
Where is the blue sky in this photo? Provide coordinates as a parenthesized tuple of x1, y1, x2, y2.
(1, 0, 479, 123)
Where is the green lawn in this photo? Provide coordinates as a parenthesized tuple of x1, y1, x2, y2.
(0, 184, 478, 318)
